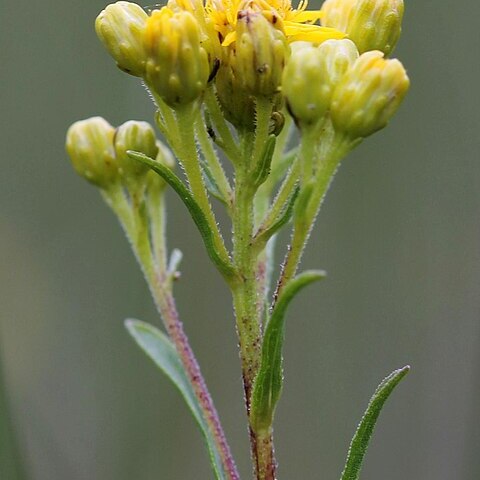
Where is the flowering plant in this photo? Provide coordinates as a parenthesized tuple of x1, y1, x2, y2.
(66, 1, 410, 478)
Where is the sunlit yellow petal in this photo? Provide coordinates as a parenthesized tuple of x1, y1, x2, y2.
(291, 10, 323, 23)
(222, 31, 237, 46)
(284, 24, 346, 43)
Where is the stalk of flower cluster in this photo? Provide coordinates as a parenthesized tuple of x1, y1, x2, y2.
(275, 131, 355, 298)
(229, 98, 280, 480)
(106, 186, 240, 480)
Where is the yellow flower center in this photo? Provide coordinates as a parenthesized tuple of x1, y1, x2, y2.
(205, 0, 345, 46)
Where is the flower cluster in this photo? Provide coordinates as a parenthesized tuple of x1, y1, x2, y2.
(93, 0, 408, 135)
(66, 3, 411, 479)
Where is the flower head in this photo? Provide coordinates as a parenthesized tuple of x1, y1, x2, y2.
(206, 0, 345, 46)
(330, 50, 410, 138)
(95, 1, 148, 76)
(321, 0, 404, 55)
(144, 7, 211, 107)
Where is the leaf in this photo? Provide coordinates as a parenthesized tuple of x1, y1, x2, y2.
(125, 319, 227, 480)
(127, 151, 236, 280)
(250, 270, 326, 432)
(254, 186, 299, 248)
(252, 135, 276, 189)
(200, 159, 227, 205)
(340, 366, 410, 480)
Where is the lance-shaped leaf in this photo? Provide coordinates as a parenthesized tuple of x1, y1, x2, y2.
(252, 135, 276, 189)
(127, 151, 236, 280)
(340, 366, 410, 480)
(254, 186, 299, 249)
(125, 319, 227, 480)
(250, 270, 326, 432)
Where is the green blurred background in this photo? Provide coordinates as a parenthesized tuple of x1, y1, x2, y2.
(1, 1, 479, 478)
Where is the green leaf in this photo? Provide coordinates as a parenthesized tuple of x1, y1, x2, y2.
(254, 186, 299, 248)
(252, 134, 276, 189)
(125, 319, 227, 480)
(250, 270, 326, 432)
(127, 151, 236, 280)
(340, 366, 410, 480)
(200, 159, 227, 206)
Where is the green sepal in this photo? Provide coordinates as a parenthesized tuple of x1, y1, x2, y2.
(250, 270, 326, 432)
(252, 134, 276, 189)
(254, 186, 299, 248)
(125, 319, 227, 480)
(127, 151, 236, 279)
(340, 365, 410, 480)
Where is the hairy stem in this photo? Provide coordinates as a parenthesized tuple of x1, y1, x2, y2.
(275, 133, 354, 300)
(103, 186, 239, 480)
(232, 98, 279, 479)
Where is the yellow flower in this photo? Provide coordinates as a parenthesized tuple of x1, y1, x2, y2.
(205, 0, 345, 46)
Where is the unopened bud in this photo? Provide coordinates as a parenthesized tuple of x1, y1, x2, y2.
(330, 51, 409, 138)
(321, 0, 404, 56)
(283, 39, 358, 125)
(66, 117, 117, 188)
(114, 121, 159, 179)
(95, 1, 148, 76)
(144, 7, 210, 107)
(233, 11, 287, 96)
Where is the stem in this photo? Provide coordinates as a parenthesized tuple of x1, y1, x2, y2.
(103, 186, 239, 480)
(251, 429, 276, 480)
(175, 106, 232, 271)
(275, 133, 354, 300)
(231, 97, 279, 480)
(195, 114, 234, 210)
(204, 87, 242, 162)
(232, 167, 261, 403)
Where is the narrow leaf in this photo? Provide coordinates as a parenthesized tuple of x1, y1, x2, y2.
(125, 319, 227, 480)
(200, 159, 227, 205)
(254, 186, 299, 248)
(252, 135, 276, 189)
(340, 366, 410, 480)
(127, 151, 235, 279)
(250, 270, 326, 431)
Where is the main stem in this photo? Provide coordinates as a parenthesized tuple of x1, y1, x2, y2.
(232, 98, 278, 480)
(233, 169, 277, 480)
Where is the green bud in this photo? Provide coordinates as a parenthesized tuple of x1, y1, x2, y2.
(321, 0, 404, 56)
(114, 121, 159, 179)
(66, 117, 118, 188)
(215, 66, 256, 129)
(233, 11, 287, 96)
(283, 39, 358, 125)
(95, 1, 148, 76)
(330, 51, 410, 138)
(144, 7, 210, 107)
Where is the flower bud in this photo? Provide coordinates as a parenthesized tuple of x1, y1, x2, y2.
(233, 11, 288, 96)
(144, 7, 211, 107)
(114, 121, 159, 179)
(330, 51, 409, 138)
(95, 1, 148, 76)
(66, 117, 118, 188)
(283, 39, 358, 125)
(321, 0, 404, 56)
